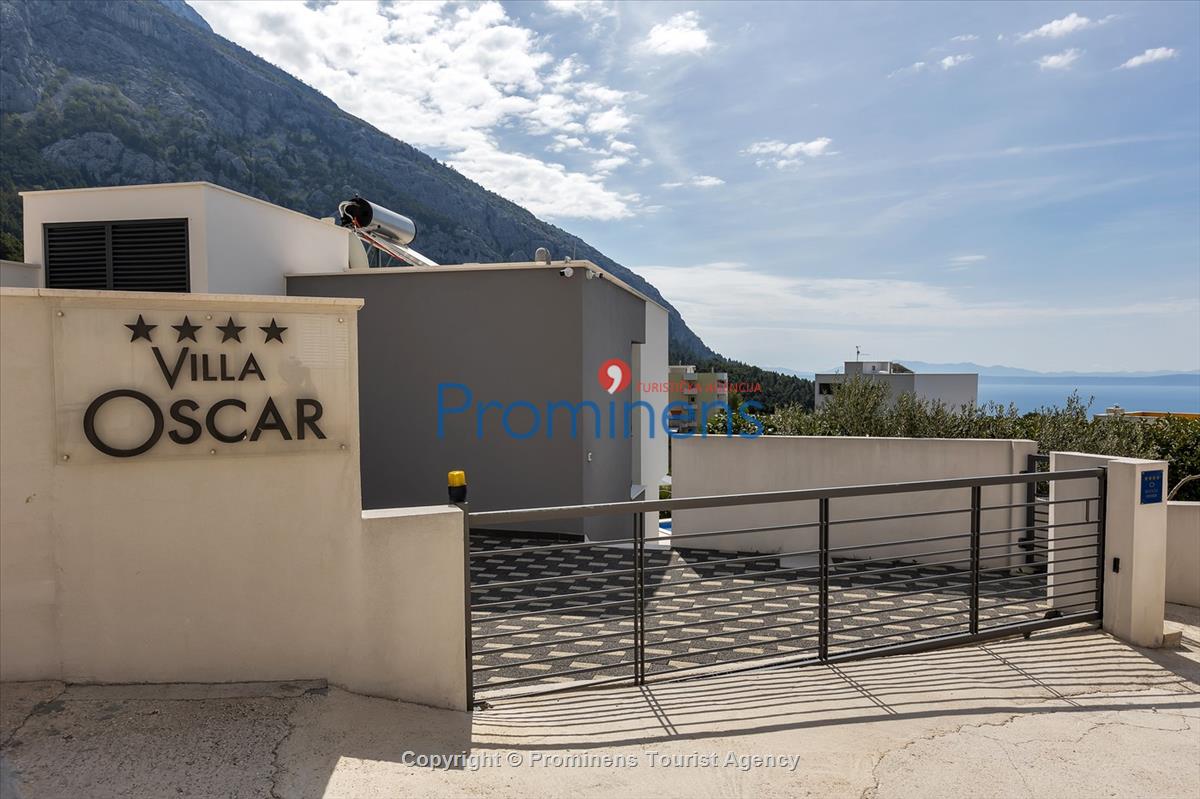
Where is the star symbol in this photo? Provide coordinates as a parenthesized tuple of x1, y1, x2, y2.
(217, 316, 245, 343)
(125, 314, 156, 342)
(172, 315, 201, 342)
(260, 318, 287, 343)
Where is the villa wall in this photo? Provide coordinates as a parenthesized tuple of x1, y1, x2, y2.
(20, 182, 353, 296)
(671, 436, 1037, 562)
(1167, 501, 1200, 607)
(0, 288, 467, 710)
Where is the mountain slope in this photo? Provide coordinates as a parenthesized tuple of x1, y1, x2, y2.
(0, 0, 718, 357)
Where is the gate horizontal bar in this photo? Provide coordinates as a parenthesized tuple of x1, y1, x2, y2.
(641, 589, 818, 621)
(467, 468, 1105, 524)
(978, 575, 1098, 600)
(980, 495, 1100, 512)
(644, 572, 823, 605)
(639, 628, 822, 669)
(476, 658, 635, 690)
(828, 505, 970, 527)
(641, 546, 819, 576)
(473, 596, 634, 622)
(473, 566, 635, 592)
(832, 605, 970, 638)
(471, 536, 636, 559)
(831, 545, 970, 570)
(473, 613, 637, 644)
(664, 520, 821, 543)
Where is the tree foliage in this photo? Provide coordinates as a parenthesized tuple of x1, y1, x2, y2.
(706, 377, 1200, 500)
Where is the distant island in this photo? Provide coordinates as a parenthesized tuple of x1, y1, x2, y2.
(772, 361, 1200, 380)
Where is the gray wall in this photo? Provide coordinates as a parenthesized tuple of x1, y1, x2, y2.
(0, 261, 41, 288)
(580, 276, 648, 539)
(288, 269, 646, 539)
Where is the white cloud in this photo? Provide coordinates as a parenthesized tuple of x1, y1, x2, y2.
(950, 34, 978, 43)
(592, 155, 629, 174)
(1118, 47, 1179, 70)
(586, 107, 632, 135)
(544, 1, 614, 21)
(948, 254, 987, 270)
(1037, 48, 1083, 71)
(661, 175, 725, 189)
(633, 261, 1195, 334)
(889, 54, 971, 78)
(939, 54, 973, 69)
(889, 61, 928, 78)
(742, 138, 835, 169)
(642, 11, 713, 56)
(191, 0, 638, 220)
(1018, 12, 1116, 42)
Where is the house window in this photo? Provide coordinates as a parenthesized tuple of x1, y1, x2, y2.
(819, 383, 834, 395)
(44, 219, 189, 292)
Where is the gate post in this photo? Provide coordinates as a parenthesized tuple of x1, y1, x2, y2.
(969, 485, 982, 635)
(818, 497, 830, 660)
(1051, 453, 1169, 648)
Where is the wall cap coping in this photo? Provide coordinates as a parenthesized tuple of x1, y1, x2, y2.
(1, 287, 363, 311)
(680, 435, 1038, 445)
(286, 259, 668, 312)
(20, 181, 350, 236)
(363, 505, 463, 521)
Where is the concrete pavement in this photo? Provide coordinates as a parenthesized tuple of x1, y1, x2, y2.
(2, 607, 1198, 798)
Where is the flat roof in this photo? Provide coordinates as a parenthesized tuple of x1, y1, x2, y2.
(287, 260, 668, 311)
(19, 181, 341, 234)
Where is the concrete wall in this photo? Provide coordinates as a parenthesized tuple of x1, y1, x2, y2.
(20, 183, 351, 295)
(913, 374, 979, 408)
(635, 303, 670, 534)
(0, 288, 468, 710)
(1166, 501, 1200, 607)
(1051, 452, 1168, 648)
(0, 260, 41, 288)
(672, 436, 1036, 562)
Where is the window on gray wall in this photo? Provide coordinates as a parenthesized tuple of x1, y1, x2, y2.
(43, 219, 189, 292)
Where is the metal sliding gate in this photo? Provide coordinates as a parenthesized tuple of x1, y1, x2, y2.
(465, 468, 1107, 704)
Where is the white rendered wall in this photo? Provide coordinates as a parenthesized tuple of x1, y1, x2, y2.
(913, 374, 978, 408)
(0, 288, 468, 710)
(672, 436, 1036, 562)
(635, 303, 670, 484)
(1166, 501, 1200, 607)
(1051, 452, 1168, 648)
(20, 183, 352, 296)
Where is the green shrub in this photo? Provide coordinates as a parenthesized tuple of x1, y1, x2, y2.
(738, 377, 1198, 497)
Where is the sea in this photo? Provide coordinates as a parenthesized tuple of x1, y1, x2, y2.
(977, 375, 1200, 415)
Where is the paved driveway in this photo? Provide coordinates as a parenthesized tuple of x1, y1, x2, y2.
(3, 607, 1196, 799)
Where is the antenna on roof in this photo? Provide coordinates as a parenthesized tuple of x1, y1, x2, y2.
(337, 196, 438, 268)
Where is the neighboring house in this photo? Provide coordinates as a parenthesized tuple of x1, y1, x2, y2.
(815, 360, 978, 409)
(9, 182, 669, 539)
(667, 364, 729, 433)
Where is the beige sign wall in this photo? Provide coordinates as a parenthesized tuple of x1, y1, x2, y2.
(1, 288, 468, 710)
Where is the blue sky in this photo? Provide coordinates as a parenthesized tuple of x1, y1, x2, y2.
(191, 1, 1199, 373)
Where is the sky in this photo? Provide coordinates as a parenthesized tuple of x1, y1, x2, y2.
(190, 1, 1200, 373)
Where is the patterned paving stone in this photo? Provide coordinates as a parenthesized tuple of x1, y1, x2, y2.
(470, 533, 1098, 695)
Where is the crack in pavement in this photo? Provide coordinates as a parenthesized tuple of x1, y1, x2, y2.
(1, 684, 67, 751)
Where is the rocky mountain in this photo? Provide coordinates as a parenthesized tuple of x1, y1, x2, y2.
(0, 0, 720, 358)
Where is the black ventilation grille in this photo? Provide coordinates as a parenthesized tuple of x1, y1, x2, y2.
(44, 219, 189, 292)
(44, 224, 108, 289)
(111, 220, 189, 292)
